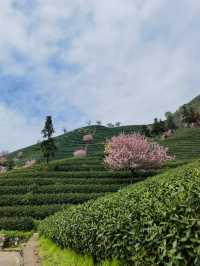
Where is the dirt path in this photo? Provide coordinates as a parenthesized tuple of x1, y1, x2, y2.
(0, 251, 23, 266)
(23, 233, 40, 266)
(0, 233, 40, 266)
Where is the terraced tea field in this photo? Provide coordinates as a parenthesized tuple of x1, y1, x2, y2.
(1, 125, 200, 231)
(10, 125, 200, 164)
(0, 156, 147, 230)
(160, 128, 200, 160)
(9, 125, 143, 163)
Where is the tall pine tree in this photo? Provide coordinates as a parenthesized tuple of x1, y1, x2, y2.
(41, 116, 57, 164)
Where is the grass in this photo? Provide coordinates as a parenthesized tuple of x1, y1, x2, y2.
(0, 230, 32, 239)
(39, 237, 121, 266)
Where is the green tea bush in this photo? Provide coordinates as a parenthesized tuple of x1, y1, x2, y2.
(0, 205, 64, 219)
(0, 184, 123, 195)
(0, 217, 34, 231)
(0, 193, 104, 206)
(0, 177, 136, 186)
(39, 161, 200, 265)
(0, 170, 148, 179)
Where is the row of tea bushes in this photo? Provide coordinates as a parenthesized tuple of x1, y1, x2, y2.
(39, 161, 200, 265)
(0, 205, 64, 219)
(0, 217, 34, 231)
(0, 169, 148, 179)
(0, 184, 124, 195)
(0, 193, 105, 206)
(0, 177, 136, 186)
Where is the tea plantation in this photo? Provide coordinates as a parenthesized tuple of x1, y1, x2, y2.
(10, 125, 200, 164)
(160, 128, 200, 160)
(0, 155, 149, 231)
(39, 160, 200, 265)
(9, 125, 143, 163)
(1, 125, 200, 232)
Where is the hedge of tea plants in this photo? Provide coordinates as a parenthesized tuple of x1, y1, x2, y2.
(39, 160, 200, 265)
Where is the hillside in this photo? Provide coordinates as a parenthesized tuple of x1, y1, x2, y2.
(173, 94, 200, 126)
(10, 124, 200, 165)
(1, 124, 200, 230)
(184, 94, 200, 112)
(1, 96, 200, 231)
(9, 125, 143, 163)
(160, 127, 200, 160)
(0, 155, 147, 230)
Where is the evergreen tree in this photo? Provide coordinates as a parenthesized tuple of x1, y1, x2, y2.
(42, 116, 55, 138)
(141, 125, 151, 137)
(181, 105, 191, 126)
(6, 159, 15, 171)
(96, 121, 102, 126)
(159, 119, 166, 132)
(165, 112, 177, 131)
(41, 116, 57, 164)
(152, 118, 166, 135)
(115, 122, 121, 127)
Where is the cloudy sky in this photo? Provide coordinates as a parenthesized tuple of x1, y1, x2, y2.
(0, 0, 199, 151)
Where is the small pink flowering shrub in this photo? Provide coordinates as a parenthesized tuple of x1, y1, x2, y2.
(73, 149, 87, 158)
(162, 129, 173, 140)
(105, 133, 174, 171)
(23, 160, 36, 168)
(0, 166, 7, 173)
(83, 134, 93, 143)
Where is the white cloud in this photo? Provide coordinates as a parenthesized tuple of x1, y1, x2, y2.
(0, 0, 200, 150)
(0, 104, 41, 151)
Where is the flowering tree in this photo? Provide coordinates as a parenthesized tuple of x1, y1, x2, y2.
(83, 134, 93, 143)
(23, 160, 37, 168)
(73, 149, 87, 158)
(104, 134, 174, 172)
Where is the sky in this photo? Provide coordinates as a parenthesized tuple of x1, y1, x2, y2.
(0, 0, 200, 151)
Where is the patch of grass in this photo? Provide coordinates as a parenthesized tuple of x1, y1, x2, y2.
(0, 230, 32, 239)
(39, 237, 121, 266)
(39, 237, 94, 266)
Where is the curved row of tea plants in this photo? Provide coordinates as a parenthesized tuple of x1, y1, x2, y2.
(39, 160, 200, 266)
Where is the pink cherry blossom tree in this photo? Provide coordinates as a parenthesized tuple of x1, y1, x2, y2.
(83, 134, 93, 143)
(73, 149, 87, 158)
(104, 134, 174, 172)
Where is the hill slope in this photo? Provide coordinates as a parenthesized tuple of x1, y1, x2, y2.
(10, 125, 143, 164)
(173, 94, 200, 126)
(10, 124, 200, 165)
(0, 155, 147, 230)
(160, 128, 200, 161)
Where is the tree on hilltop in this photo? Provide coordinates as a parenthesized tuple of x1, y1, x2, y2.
(151, 118, 166, 135)
(165, 112, 177, 131)
(41, 116, 57, 164)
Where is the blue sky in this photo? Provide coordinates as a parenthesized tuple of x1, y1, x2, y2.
(0, 0, 200, 151)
